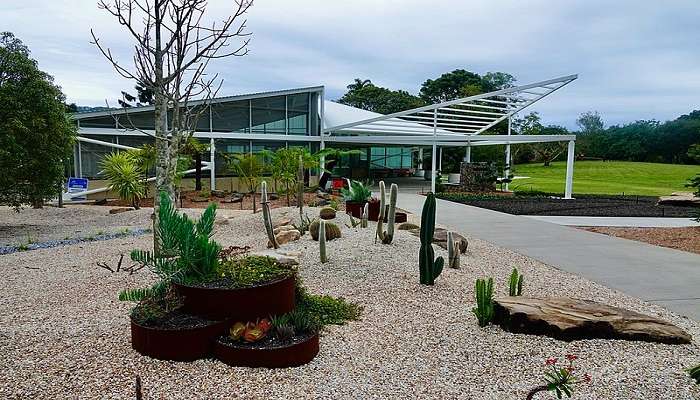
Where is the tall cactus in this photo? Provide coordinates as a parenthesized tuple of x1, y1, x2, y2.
(419, 192, 444, 285)
(361, 203, 368, 228)
(319, 219, 328, 263)
(508, 268, 523, 296)
(297, 154, 304, 220)
(375, 181, 386, 243)
(473, 277, 494, 327)
(261, 181, 278, 249)
(447, 231, 460, 269)
(379, 183, 398, 244)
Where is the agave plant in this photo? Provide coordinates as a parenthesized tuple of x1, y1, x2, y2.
(340, 180, 372, 203)
(100, 152, 146, 209)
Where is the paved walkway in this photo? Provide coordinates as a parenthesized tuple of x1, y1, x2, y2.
(397, 193, 700, 321)
(523, 215, 700, 228)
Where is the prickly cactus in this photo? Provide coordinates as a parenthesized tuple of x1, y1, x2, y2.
(473, 277, 494, 327)
(297, 154, 304, 220)
(380, 183, 398, 244)
(361, 203, 368, 228)
(261, 181, 278, 249)
(319, 219, 328, 263)
(419, 192, 444, 285)
(375, 181, 386, 243)
(447, 231, 460, 269)
(508, 268, 523, 296)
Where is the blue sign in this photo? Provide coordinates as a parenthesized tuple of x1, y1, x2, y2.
(68, 177, 89, 200)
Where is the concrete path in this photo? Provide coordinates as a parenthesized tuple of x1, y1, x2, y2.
(397, 193, 700, 321)
(523, 215, 700, 228)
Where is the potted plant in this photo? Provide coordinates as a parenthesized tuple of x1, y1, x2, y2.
(340, 180, 372, 218)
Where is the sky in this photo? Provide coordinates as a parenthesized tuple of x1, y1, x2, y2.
(2, 0, 700, 129)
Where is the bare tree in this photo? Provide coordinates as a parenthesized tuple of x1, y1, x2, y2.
(91, 0, 252, 216)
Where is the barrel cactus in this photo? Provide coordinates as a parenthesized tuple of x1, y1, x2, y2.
(319, 207, 336, 220)
(418, 192, 443, 285)
(310, 219, 342, 241)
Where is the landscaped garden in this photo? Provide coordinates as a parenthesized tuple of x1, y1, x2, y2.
(2, 183, 700, 399)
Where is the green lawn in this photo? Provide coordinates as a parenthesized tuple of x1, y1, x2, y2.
(512, 161, 699, 196)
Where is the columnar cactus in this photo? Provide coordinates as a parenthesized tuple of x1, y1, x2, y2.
(297, 154, 304, 220)
(380, 183, 398, 244)
(261, 181, 278, 249)
(447, 231, 460, 269)
(361, 203, 368, 228)
(418, 192, 444, 285)
(375, 181, 386, 243)
(508, 267, 523, 296)
(473, 277, 494, 327)
(319, 219, 328, 263)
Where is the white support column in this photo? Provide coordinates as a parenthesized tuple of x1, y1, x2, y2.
(319, 89, 325, 172)
(210, 138, 216, 191)
(431, 109, 437, 193)
(438, 146, 443, 171)
(504, 116, 512, 191)
(565, 140, 575, 199)
(418, 147, 424, 170)
(464, 145, 471, 163)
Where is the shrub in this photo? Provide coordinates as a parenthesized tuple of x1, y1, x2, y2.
(319, 206, 336, 220)
(309, 219, 342, 241)
(296, 283, 362, 326)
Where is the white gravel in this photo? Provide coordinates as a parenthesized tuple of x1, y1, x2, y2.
(1, 206, 699, 399)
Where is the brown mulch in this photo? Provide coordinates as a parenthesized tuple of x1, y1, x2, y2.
(579, 226, 700, 255)
(104, 190, 345, 212)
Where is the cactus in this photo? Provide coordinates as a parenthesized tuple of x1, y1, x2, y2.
(379, 183, 398, 244)
(447, 231, 460, 269)
(508, 268, 523, 296)
(375, 181, 386, 243)
(297, 154, 304, 220)
(472, 277, 494, 327)
(346, 214, 361, 228)
(319, 219, 328, 263)
(310, 219, 342, 240)
(261, 181, 278, 249)
(361, 203, 368, 228)
(418, 192, 444, 285)
(319, 207, 336, 220)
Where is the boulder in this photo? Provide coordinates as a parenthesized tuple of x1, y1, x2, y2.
(211, 190, 227, 198)
(657, 192, 700, 206)
(273, 224, 297, 235)
(409, 227, 468, 253)
(191, 196, 210, 203)
(109, 207, 134, 214)
(249, 249, 301, 266)
(493, 296, 691, 344)
(273, 217, 292, 228)
(268, 229, 301, 248)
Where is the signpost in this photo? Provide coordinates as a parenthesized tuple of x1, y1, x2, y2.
(67, 177, 89, 201)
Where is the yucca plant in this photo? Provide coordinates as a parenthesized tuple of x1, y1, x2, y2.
(119, 192, 221, 302)
(100, 152, 146, 209)
(340, 180, 372, 204)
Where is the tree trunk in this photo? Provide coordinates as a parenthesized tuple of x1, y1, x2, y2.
(195, 152, 202, 191)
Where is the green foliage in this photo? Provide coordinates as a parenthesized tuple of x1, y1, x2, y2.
(686, 174, 700, 197)
(419, 192, 444, 285)
(0, 32, 75, 210)
(472, 277, 494, 327)
(215, 255, 292, 288)
(296, 284, 362, 326)
(309, 219, 342, 241)
(100, 152, 146, 209)
(118, 192, 220, 301)
(686, 363, 700, 384)
(260, 181, 277, 248)
(508, 268, 524, 296)
(340, 180, 372, 203)
(129, 289, 182, 325)
(338, 79, 426, 115)
(228, 152, 264, 212)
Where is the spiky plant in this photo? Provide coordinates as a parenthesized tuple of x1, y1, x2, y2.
(418, 192, 444, 285)
(375, 181, 386, 243)
(508, 268, 523, 296)
(686, 363, 700, 384)
(447, 231, 460, 269)
(100, 152, 146, 209)
(379, 183, 398, 244)
(473, 277, 494, 327)
(361, 203, 368, 228)
(261, 181, 278, 249)
(118, 192, 221, 302)
(319, 219, 328, 263)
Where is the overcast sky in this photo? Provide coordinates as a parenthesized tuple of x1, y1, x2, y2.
(3, 0, 700, 128)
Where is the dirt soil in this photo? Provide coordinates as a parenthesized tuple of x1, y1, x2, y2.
(579, 226, 700, 255)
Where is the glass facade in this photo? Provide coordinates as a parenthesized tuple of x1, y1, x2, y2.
(370, 147, 413, 169)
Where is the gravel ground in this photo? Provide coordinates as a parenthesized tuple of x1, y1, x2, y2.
(1, 206, 700, 399)
(579, 226, 700, 255)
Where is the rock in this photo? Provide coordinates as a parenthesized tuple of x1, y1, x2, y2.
(191, 196, 209, 203)
(268, 229, 301, 248)
(316, 199, 330, 207)
(216, 216, 231, 225)
(273, 224, 297, 235)
(249, 249, 301, 266)
(211, 190, 226, 198)
(109, 207, 134, 214)
(493, 296, 692, 345)
(273, 218, 292, 228)
(409, 227, 468, 253)
(657, 192, 700, 206)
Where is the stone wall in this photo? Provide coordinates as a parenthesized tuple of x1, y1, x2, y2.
(459, 162, 498, 192)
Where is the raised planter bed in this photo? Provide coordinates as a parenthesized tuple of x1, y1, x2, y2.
(367, 199, 381, 221)
(214, 332, 319, 368)
(130, 314, 228, 361)
(345, 201, 366, 218)
(174, 275, 296, 320)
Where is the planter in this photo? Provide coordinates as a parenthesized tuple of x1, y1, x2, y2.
(214, 333, 319, 368)
(448, 173, 461, 184)
(130, 316, 228, 361)
(367, 199, 381, 221)
(174, 275, 295, 320)
(394, 212, 407, 223)
(345, 201, 366, 218)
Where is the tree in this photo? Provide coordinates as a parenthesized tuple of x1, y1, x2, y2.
(118, 83, 154, 108)
(687, 144, 700, 163)
(228, 153, 264, 213)
(346, 78, 372, 91)
(92, 0, 252, 233)
(481, 72, 516, 92)
(419, 69, 484, 103)
(0, 32, 75, 210)
(576, 111, 604, 135)
(338, 82, 425, 114)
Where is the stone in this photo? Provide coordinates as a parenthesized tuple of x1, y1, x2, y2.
(409, 227, 468, 253)
(216, 216, 231, 225)
(268, 229, 301, 248)
(211, 190, 226, 198)
(249, 249, 301, 266)
(191, 196, 209, 203)
(493, 296, 692, 345)
(273, 224, 297, 235)
(657, 192, 700, 206)
(109, 207, 134, 214)
(273, 218, 292, 228)
(316, 199, 330, 207)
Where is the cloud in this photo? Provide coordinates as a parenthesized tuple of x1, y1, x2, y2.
(3, 0, 699, 128)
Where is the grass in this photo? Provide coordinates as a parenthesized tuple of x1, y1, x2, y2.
(512, 161, 699, 196)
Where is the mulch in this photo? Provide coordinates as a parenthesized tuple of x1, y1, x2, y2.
(579, 226, 700, 255)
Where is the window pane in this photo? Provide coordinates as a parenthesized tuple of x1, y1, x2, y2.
(214, 139, 249, 176)
(251, 96, 286, 134)
(287, 93, 309, 135)
(211, 100, 250, 132)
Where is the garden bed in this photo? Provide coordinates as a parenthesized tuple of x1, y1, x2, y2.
(436, 192, 697, 217)
(214, 332, 319, 368)
(579, 226, 700, 255)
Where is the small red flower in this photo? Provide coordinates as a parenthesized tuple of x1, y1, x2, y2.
(565, 354, 578, 361)
(545, 357, 558, 366)
(583, 373, 592, 383)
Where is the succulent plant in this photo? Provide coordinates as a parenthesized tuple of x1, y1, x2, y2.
(310, 219, 342, 241)
(274, 323, 295, 342)
(297, 154, 304, 220)
(378, 183, 398, 244)
(230, 319, 272, 343)
(229, 321, 246, 340)
(508, 268, 523, 296)
(375, 181, 386, 243)
(418, 192, 444, 285)
(319, 207, 336, 220)
(361, 203, 368, 228)
(319, 219, 328, 263)
(447, 231, 460, 269)
(261, 181, 278, 249)
(473, 277, 494, 327)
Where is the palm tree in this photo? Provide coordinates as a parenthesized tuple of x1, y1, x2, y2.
(347, 78, 372, 91)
